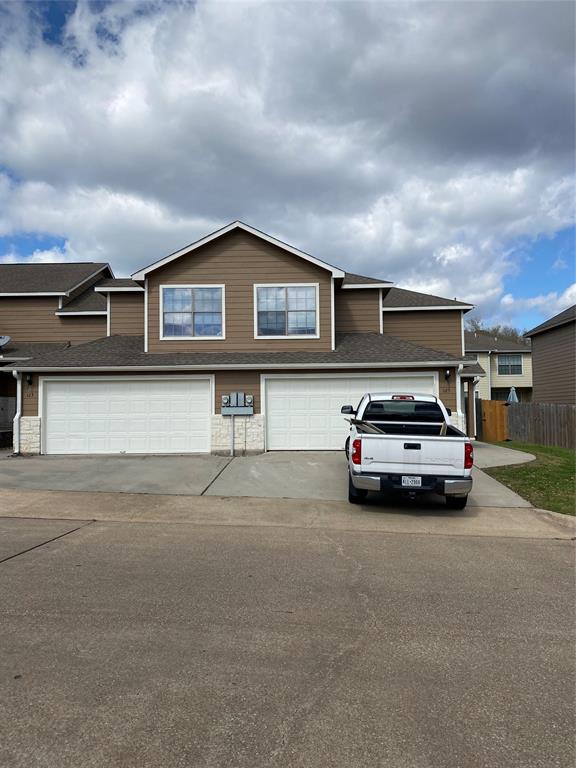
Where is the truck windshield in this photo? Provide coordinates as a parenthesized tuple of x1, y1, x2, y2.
(362, 400, 444, 422)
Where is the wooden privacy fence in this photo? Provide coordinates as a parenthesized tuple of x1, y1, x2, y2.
(480, 400, 508, 442)
(507, 402, 576, 450)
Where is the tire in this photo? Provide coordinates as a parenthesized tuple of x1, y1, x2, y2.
(344, 436, 350, 459)
(348, 473, 368, 504)
(446, 495, 468, 510)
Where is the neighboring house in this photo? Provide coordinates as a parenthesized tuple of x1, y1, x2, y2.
(3, 221, 478, 455)
(465, 330, 532, 402)
(524, 305, 576, 405)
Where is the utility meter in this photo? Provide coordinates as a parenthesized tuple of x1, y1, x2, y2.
(221, 392, 254, 416)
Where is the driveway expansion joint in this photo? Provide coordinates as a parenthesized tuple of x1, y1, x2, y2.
(0, 520, 94, 566)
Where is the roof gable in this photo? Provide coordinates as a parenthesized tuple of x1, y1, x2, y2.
(131, 221, 345, 280)
(524, 304, 576, 337)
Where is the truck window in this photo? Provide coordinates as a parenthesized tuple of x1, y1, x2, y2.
(362, 401, 444, 422)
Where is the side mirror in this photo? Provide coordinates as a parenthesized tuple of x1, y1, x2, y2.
(341, 405, 355, 415)
(446, 408, 452, 416)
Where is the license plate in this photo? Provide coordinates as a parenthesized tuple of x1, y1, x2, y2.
(401, 476, 422, 487)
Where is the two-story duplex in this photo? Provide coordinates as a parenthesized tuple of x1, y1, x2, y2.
(3, 222, 476, 455)
(465, 330, 532, 402)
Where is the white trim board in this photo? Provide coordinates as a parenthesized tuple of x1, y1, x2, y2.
(0, 292, 66, 297)
(55, 311, 108, 317)
(131, 221, 346, 280)
(382, 305, 473, 312)
(95, 286, 144, 293)
(341, 283, 392, 289)
(16, 361, 466, 373)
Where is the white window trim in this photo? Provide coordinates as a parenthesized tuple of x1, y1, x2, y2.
(497, 353, 523, 375)
(253, 283, 320, 340)
(159, 284, 226, 341)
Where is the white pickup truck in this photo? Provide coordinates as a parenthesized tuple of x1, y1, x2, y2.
(342, 393, 473, 508)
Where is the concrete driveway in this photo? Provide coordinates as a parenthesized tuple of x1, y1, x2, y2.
(0, 442, 533, 508)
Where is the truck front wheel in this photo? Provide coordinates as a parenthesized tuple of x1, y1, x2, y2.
(446, 495, 468, 510)
(348, 474, 368, 504)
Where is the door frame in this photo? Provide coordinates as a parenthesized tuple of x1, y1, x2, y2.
(260, 371, 439, 451)
(39, 374, 215, 455)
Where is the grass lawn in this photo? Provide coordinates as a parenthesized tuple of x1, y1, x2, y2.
(486, 441, 575, 516)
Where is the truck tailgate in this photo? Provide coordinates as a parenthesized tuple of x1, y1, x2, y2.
(359, 433, 466, 475)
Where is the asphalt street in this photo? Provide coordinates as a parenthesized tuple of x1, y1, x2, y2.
(0, 514, 573, 768)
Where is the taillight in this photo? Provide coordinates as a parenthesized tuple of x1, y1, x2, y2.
(351, 438, 362, 465)
(464, 443, 474, 469)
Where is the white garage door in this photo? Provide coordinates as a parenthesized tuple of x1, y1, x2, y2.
(43, 378, 211, 454)
(265, 375, 437, 450)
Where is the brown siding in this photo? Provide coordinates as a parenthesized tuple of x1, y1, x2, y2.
(0, 298, 106, 344)
(147, 230, 332, 352)
(531, 322, 576, 404)
(335, 289, 380, 333)
(23, 367, 458, 417)
(110, 293, 144, 336)
(215, 371, 261, 413)
(382, 310, 463, 356)
(22, 375, 38, 416)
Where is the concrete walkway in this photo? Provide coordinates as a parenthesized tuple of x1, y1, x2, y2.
(473, 441, 535, 468)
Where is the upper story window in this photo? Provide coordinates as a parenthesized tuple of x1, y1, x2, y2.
(161, 285, 224, 339)
(497, 354, 522, 375)
(255, 284, 319, 338)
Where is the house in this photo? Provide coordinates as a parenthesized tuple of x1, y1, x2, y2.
(2, 221, 478, 455)
(464, 330, 532, 402)
(524, 305, 576, 405)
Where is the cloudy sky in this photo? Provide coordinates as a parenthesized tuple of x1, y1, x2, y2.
(0, 0, 574, 330)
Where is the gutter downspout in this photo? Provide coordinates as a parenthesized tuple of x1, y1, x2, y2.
(12, 370, 21, 455)
(455, 363, 464, 431)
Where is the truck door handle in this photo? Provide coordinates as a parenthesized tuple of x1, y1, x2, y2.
(404, 443, 421, 450)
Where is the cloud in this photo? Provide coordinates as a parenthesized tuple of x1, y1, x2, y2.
(499, 282, 576, 325)
(0, 0, 573, 321)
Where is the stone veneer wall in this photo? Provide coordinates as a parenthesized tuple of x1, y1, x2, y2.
(18, 416, 41, 454)
(211, 414, 265, 455)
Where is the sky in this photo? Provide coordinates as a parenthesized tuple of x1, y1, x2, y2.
(0, 0, 574, 332)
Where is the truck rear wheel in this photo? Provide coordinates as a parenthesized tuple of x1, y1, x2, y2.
(348, 474, 368, 504)
(446, 495, 468, 510)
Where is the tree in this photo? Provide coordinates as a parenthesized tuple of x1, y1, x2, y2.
(465, 317, 527, 343)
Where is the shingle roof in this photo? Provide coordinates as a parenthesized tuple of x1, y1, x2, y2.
(461, 362, 486, 376)
(59, 289, 107, 313)
(95, 278, 143, 289)
(342, 272, 392, 287)
(0, 263, 110, 294)
(0, 342, 69, 363)
(13, 333, 467, 371)
(460, 353, 486, 377)
(524, 305, 576, 337)
(381, 287, 472, 309)
(465, 331, 530, 352)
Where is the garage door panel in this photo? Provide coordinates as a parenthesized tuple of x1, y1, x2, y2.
(266, 375, 436, 450)
(43, 379, 211, 454)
